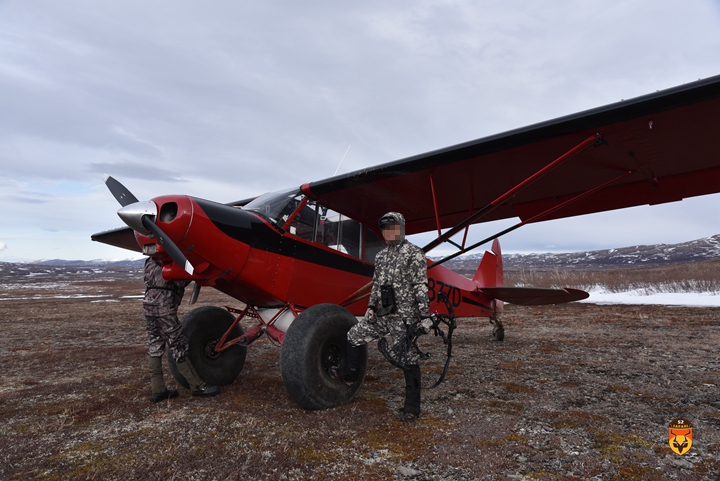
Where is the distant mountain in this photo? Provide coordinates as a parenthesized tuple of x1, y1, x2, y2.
(437, 234, 720, 275)
(21, 258, 146, 268)
(0, 258, 145, 278)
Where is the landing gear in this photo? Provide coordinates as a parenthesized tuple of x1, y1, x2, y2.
(490, 316, 504, 341)
(280, 303, 367, 410)
(168, 306, 247, 388)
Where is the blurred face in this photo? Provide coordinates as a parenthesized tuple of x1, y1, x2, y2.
(382, 224, 401, 242)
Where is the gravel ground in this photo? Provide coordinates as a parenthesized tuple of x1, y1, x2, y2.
(1, 270, 720, 480)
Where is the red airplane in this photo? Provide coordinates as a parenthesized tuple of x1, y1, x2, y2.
(93, 75, 720, 410)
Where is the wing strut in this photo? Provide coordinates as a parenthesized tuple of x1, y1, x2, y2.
(428, 169, 634, 269)
(422, 133, 603, 254)
(339, 133, 606, 309)
(429, 174, 442, 237)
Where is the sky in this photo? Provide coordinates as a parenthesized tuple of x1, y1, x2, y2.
(1, 1, 720, 262)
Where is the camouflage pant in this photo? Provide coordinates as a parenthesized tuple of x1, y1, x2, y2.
(145, 314, 189, 363)
(347, 315, 419, 365)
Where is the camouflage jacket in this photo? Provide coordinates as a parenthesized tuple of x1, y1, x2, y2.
(368, 239, 429, 321)
(142, 258, 190, 317)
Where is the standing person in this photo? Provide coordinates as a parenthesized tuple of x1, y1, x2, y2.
(143, 257, 220, 401)
(331, 212, 429, 423)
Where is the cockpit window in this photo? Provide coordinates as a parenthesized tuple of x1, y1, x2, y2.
(245, 189, 384, 263)
(243, 189, 304, 227)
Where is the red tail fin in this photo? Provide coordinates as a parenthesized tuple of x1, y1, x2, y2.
(473, 239, 504, 288)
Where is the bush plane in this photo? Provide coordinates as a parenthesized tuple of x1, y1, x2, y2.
(93, 75, 720, 410)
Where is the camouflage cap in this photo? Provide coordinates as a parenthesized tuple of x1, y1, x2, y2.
(378, 212, 406, 242)
(378, 212, 405, 229)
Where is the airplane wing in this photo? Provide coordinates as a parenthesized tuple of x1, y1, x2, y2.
(302, 75, 720, 238)
(91, 226, 142, 253)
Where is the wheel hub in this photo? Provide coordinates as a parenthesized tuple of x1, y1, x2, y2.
(321, 342, 342, 371)
(203, 340, 221, 360)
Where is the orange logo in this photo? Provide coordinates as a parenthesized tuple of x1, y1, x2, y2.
(668, 418, 693, 455)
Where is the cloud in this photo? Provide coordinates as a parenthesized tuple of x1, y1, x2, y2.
(88, 161, 186, 183)
(1, 1, 720, 260)
(0, 242, 6, 251)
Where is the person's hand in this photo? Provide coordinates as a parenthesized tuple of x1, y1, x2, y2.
(365, 308, 376, 324)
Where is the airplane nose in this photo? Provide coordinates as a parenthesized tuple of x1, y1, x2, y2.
(117, 200, 158, 234)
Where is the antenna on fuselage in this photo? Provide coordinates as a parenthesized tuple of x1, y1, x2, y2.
(333, 145, 351, 176)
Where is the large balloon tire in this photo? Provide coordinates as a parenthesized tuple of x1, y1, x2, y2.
(168, 306, 247, 389)
(280, 303, 367, 410)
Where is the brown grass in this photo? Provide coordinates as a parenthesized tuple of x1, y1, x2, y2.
(2, 269, 720, 479)
(507, 259, 720, 293)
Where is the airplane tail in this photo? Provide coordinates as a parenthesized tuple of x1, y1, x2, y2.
(472, 238, 504, 288)
(475, 238, 590, 306)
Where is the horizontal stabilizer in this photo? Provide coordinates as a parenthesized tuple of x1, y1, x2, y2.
(91, 226, 142, 253)
(480, 287, 589, 306)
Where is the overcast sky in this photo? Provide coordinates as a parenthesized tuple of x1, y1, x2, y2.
(1, 1, 720, 261)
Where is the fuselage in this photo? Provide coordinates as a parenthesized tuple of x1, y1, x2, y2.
(138, 192, 499, 318)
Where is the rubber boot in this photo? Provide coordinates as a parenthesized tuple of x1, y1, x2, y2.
(400, 364, 421, 422)
(330, 342, 363, 382)
(176, 358, 221, 397)
(149, 356, 179, 403)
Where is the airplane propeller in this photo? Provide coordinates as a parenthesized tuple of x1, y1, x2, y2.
(103, 174, 139, 207)
(104, 175, 195, 275)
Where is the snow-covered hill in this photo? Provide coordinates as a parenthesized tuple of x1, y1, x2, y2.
(438, 234, 720, 273)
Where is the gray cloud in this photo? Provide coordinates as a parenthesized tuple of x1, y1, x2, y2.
(88, 161, 186, 183)
(1, 1, 720, 260)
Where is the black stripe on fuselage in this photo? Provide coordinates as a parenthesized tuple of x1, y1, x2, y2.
(193, 198, 375, 278)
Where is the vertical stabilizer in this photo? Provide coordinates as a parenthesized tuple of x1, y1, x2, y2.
(472, 239, 504, 288)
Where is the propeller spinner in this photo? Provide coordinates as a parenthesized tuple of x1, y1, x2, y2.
(104, 175, 195, 275)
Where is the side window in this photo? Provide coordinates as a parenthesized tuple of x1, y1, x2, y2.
(316, 208, 347, 254)
(309, 206, 361, 259)
(306, 202, 383, 262)
(287, 201, 317, 241)
(339, 216, 361, 258)
(364, 227, 384, 263)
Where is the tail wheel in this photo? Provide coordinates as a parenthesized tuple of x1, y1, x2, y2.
(490, 316, 505, 342)
(493, 325, 505, 341)
(280, 303, 367, 410)
(168, 306, 247, 388)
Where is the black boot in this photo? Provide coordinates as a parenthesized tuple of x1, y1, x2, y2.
(330, 342, 363, 382)
(176, 358, 221, 397)
(399, 364, 421, 423)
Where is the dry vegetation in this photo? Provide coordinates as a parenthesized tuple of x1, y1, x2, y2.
(2, 267, 720, 479)
(506, 259, 720, 294)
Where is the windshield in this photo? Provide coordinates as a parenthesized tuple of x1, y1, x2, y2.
(243, 188, 304, 227)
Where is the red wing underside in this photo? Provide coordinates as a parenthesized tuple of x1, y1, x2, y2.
(303, 76, 720, 236)
(480, 287, 589, 306)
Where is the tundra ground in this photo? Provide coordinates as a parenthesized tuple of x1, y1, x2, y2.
(1, 268, 719, 480)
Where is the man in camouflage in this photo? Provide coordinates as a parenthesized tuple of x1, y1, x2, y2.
(331, 212, 429, 423)
(143, 257, 220, 401)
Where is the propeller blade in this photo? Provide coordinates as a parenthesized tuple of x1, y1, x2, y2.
(141, 216, 195, 275)
(104, 174, 139, 207)
(189, 282, 201, 305)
